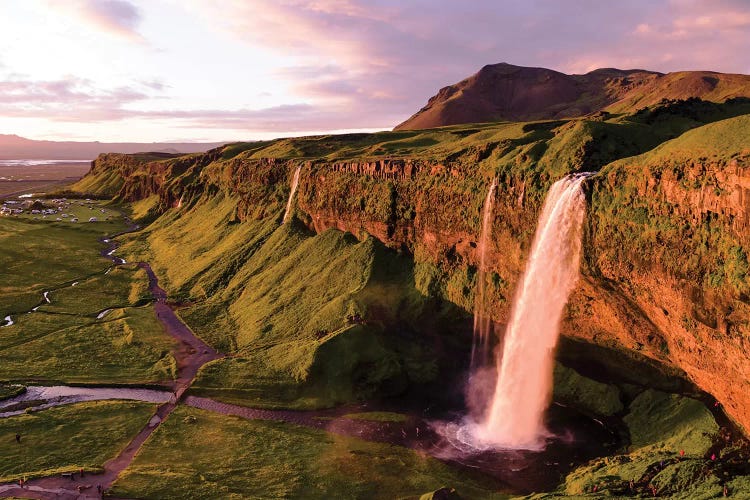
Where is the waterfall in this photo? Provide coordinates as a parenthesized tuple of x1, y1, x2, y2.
(283, 165, 302, 224)
(471, 179, 497, 370)
(473, 173, 590, 449)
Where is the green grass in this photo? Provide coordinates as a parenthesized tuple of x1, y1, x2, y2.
(0, 214, 127, 316)
(36, 265, 150, 315)
(552, 363, 623, 416)
(0, 305, 177, 384)
(182, 223, 461, 409)
(623, 390, 718, 455)
(0, 400, 156, 483)
(111, 406, 505, 499)
(0, 211, 177, 384)
(340, 411, 409, 423)
(0, 384, 25, 401)
(561, 390, 719, 496)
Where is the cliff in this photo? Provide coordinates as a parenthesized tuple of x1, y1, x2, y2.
(73, 102, 750, 431)
(395, 63, 750, 130)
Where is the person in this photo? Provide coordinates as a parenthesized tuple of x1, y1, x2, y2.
(97, 484, 102, 494)
(15, 433, 20, 443)
(80, 467, 84, 477)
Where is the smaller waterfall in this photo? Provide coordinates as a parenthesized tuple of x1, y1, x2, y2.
(471, 179, 497, 370)
(1, 316, 13, 328)
(283, 165, 302, 223)
(43, 291, 50, 303)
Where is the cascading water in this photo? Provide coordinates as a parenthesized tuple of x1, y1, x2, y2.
(462, 173, 591, 450)
(282, 165, 302, 223)
(471, 179, 497, 370)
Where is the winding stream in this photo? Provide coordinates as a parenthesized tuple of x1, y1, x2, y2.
(0, 386, 170, 418)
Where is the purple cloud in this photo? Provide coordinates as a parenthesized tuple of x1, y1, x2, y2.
(187, 0, 750, 127)
(48, 0, 144, 41)
(8, 0, 750, 138)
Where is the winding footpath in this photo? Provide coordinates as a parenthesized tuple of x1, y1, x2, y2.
(0, 223, 222, 500)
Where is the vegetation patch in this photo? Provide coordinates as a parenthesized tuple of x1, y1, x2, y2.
(111, 406, 503, 499)
(0, 400, 155, 483)
(340, 411, 409, 423)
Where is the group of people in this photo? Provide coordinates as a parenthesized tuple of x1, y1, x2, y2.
(13, 435, 105, 496)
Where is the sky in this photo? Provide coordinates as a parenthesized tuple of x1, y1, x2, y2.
(0, 0, 749, 142)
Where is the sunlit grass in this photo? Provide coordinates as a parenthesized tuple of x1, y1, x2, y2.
(0, 401, 156, 483)
(111, 406, 504, 499)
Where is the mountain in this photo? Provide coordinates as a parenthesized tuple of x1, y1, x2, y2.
(0, 134, 225, 160)
(395, 63, 750, 130)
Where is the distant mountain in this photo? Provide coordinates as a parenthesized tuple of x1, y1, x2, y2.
(395, 63, 750, 130)
(0, 134, 225, 160)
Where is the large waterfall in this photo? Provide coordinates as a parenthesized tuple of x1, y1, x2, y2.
(282, 165, 302, 223)
(471, 179, 497, 370)
(468, 173, 590, 450)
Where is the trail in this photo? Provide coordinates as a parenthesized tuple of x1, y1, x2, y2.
(0, 219, 222, 500)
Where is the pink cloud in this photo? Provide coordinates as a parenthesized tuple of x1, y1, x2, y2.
(184, 0, 750, 129)
(47, 0, 144, 41)
(10, 0, 750, 137)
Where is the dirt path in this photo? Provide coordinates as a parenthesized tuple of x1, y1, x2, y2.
(0, 226, 222, 500)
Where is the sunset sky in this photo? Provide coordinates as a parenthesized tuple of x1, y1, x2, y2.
(1, 0, 749, 142)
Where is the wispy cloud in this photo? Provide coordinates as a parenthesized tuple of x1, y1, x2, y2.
(182, 0, 750, 128)
(46, 0, 145, 41)
(0, 76, 379, 131)
(5, 0, 750, 140)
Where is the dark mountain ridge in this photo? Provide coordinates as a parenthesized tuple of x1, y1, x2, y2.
(0, 134, 224, 160)
(395, 62, 750, 129)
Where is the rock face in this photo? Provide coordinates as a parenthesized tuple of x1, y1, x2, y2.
(75, 112, 750, 433)
(395, 63, 750, 130)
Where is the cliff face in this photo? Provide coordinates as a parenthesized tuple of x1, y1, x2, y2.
(395, 63, 750, 130)
(77, 112, 750, 431)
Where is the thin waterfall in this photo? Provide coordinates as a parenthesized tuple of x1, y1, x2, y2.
(282, 165, 302, 224)
(471, 179, 497, 370)
(473, 173, 590, 449)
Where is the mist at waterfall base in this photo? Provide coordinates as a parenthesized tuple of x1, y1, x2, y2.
(433, 173, 591, 454)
